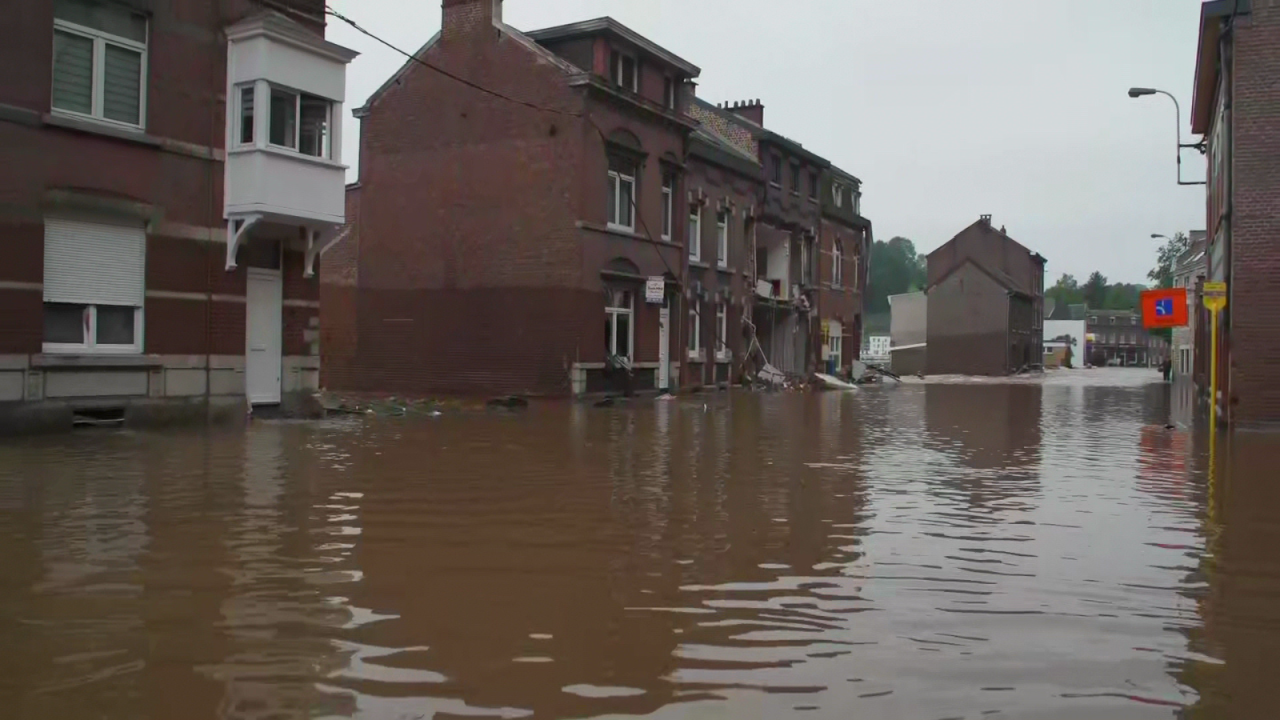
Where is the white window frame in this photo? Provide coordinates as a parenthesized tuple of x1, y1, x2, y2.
(612, 51, 638, 93)
(605, 289, 634, 362)
(716, 210, 729, 267)
(715, 302, 729, 361)
(688, 302, 701, 357)
(237, 83, 255, 146)
(43, 304, 144, 355)
(663, 75, 676, 109)
(268, 85, 333, 158)
(661, 174, 673, 241)
(830, 332, 843, 369)
(832, 241, 843, 287)
(607, 165, 636, 232)
(688, 206, 702, 262)
(833, 182, 843, 207)
(52, 14, 148, 130)
(850, 255, 859, 291)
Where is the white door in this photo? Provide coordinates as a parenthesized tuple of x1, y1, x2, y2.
(246, 269, 283, 405)
(658, 306, 670, 391)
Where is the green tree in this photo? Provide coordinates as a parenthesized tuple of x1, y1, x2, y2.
(866, 236, 926, 314)
(1082, 271, 1109, 309)
(1046, 273, 1084, 308)
(1148, 232, 1190, 289)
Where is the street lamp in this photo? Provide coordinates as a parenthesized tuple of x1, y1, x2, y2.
(1128, 87, 1206, 186)
(1151, 233, 1170, 241)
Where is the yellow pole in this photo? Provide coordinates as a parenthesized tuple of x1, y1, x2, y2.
(1210, 311, 1218, 432)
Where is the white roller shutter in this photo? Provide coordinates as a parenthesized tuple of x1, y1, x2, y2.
(44, 216, 145, 306)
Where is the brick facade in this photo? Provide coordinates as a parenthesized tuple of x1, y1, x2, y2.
(0, 0, 329, 432)
(1192, 0, 1280, 427)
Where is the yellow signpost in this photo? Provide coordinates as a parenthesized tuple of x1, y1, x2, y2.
(1203, 282, 1227, 430)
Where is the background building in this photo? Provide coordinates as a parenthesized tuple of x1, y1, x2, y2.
(0, 0, 352, 433)
(1191, 0, 1280, 426)
(1085, 309, 1168, 367)
(924, 216, 1046, 376)
(1173, 231, 1207, 377)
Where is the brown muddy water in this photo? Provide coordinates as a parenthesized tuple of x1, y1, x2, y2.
(1, 368, 1278, 720)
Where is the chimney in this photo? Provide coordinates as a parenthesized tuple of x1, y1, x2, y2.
(727, 98, 764, 126)
(980, 214, 992, 226)
(442, 0, 501, 37)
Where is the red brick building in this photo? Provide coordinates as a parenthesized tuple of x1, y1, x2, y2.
(1191, 0, 1280, 428)
(325, 0, 873, 396)
(0, 0, 355, 433)
(817, 167, 871, 374)
(330, 0, 700, 396)
(925, 216, 1046, 376)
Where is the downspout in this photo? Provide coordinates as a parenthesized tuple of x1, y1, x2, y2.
(206, 2, 225, 416)
(1219, 11, 1235, 422)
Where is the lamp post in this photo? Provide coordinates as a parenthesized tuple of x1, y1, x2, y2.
(1128, 87, 1206, 186)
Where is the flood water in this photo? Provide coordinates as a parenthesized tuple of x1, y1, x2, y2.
(2, 368, 1278, 720)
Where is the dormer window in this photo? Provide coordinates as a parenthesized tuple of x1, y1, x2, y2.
(833, 182, 843, 207)
(663, 76, 676, 109)
(611, 50, 637, 92)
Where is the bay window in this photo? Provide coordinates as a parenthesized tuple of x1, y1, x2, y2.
(52, 0, 148, 128)
(269, 87, 332, 158)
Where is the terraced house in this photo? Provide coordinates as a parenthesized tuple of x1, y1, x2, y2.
(0, 0, 356, 433)
(324, 0, 872, 397)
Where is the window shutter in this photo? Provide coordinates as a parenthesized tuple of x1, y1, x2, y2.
(103, 44, 142, 125)
(44, 217, 145, 307)
(52, 30, 94, 115)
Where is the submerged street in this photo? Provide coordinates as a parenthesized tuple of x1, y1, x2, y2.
(1, 368, 1277, 720)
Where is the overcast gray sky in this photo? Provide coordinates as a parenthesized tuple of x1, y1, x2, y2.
(327, 0, 1208, 286)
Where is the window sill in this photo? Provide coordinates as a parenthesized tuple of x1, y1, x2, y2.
(715, 351, 731, 364)
(688, 260, 710, 269)
(577, 221, 680, 248)
(230, 144, 348, 170)
(716, 264, 734, 273)
(45, 111, 158, 148)
(33, 353, 162, 369)
(687, 350, 705, 363)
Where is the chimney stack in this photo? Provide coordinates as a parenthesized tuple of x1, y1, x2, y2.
(980, 214, 992, 226)
(726, 98, 764, 126)
(442, 0, 502, 37)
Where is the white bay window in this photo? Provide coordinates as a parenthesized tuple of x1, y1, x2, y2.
(43, 216, 145, 353)
(52, 0, 147, 128)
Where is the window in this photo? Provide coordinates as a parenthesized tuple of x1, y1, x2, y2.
(688, 206, 702, 262)
(853, 191, 861, 216)
(1089, 315, 1098, 324)
(715, 303, 728, 359)
(833, 182, 843, 207)
(851, 255, 860, 291)
(611, 50, 637, 92)
(43, 215, 144, 353)
(832, 240, 843, 287)
(661, 173, 674, 241)
(605, 288, 634, 361)
(269, 87, 332, 158)
(830, 333, 843, 370)
(238, 85, 254, 145)
(801, 238, 814, 285)
(716, 210, 729, 267)
(688, 303, 701, 354)
(607, 156, 636, 231)
(770, 153, 782, 185)
(790, 163, 801, 195)
(663, 76, 676, 109)
(52, 0, 148, 128)
(809, 171, 818, 200)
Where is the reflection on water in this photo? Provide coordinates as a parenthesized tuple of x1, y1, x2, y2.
(0, 368, 1278, 719)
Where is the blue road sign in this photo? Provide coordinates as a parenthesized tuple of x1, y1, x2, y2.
(1155, 298, 1174, 317)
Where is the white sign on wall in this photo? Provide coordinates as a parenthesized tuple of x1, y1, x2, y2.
(645, 276, 665, 304)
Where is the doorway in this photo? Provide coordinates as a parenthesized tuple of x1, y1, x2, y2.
(658, 304, 670, 391)
(246, 268, 283, 405)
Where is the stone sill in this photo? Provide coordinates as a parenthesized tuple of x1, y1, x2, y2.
(32, 354, 165, 369)
(577, 221, 681, 249)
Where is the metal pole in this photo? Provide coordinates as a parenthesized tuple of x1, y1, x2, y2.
(1150, 90, 1207, 186)
(1210, 310, 1219, 430)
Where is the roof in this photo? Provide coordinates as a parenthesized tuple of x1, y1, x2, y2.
(690, 97, 830, 167)
(926, 219, 1046, 295)
(1192, 0, 1250, 135)
(525, 17, 700, 77)
(828, 165, 862, 186)
(354, 19, 585, 117)
(690, 126, 761, 177)
(226, 11, 358, 65)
